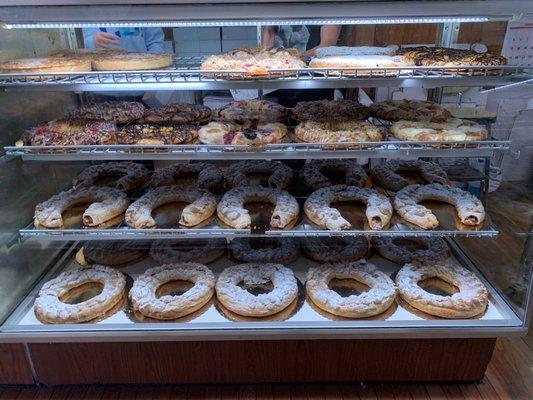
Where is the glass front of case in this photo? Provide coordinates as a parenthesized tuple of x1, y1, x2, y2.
(0, 0, 531, 340)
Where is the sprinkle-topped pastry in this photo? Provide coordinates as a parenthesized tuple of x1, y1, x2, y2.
(67, 101, 145, 124)
(292, 99, 370, 122)
(370, 99, 452, 122)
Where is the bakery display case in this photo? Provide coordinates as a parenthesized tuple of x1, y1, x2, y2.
(0, 0, 531, 385)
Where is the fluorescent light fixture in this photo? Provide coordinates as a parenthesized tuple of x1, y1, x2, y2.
(3, 16, 490, 29)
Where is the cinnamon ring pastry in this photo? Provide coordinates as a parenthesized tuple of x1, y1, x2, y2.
(82, 241, 148, 266)
(395, 262, 488, 318)
(149, 239, 226, 264)
(372, 236, 450, 264)
(129, 263, 215, 320)
(371, 160, 449, 191)
(216, 263, 298, 317)
(229, 237, 299, 264)
(151, 162, 223, 191)
(304, 185, 393, 230)
(217, 185, 299, 229)
(125, 186, 217, 229)
(224, 160, 293, 190)
(34, 186, 129, 228)
(301, 236, 368, 263)
(300, 160, 367, 190)
(393, 183, 485, 229)
(73, 162, 151, 192)
(34, 265, 126, 324)
(306, 260, 397, 318)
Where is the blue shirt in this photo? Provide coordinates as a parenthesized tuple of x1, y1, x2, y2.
(82, 28, 165, 53)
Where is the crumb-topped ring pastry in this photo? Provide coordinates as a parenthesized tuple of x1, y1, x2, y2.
(393, 183, 485, 229)
(371, 159, 449, 191)
(306, 260, 397, 318)
(304, 185, 393, 230)
(117, 123, 198, 145)
(370, 99, 452, 122)
(372, 236, 450, 264)
(151, 162, 223, 191)
(300, 160, 367, 190)
(67, 101, 145, 124)
(34, 186, 129, 228)
(217, 100, 288, 122)
(125, 186, 217, 229)
(295, 120, 383, 147)
(217, 185, 299, 229)
(224, 160, 293, 190)
(73, 161, 150, 192)
(130, 263, 215, 320)
(143, 103, 211, 124)
(34, 265, 126, 324)
(216, 263, 298, 317)
(301, 236, 368, 263)
(395, 262, 488, 318)
(149, 239, 226, 265)
(292, 99, 370, 122)
(229, 237, 299, 264)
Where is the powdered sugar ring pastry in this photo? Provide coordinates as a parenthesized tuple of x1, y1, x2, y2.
(73, 162, 150, 192)
(300, 160, 367, 190)
(309, 55, 404, 75)
(34, 186, 129, 228)
(372, 236, 450, 264)
(295, 120, 383, 148)
(149, 239, 226, 265)
(370, 100, 452, 122)
(151, 162, 223, 191)
(216, 263, 298, 317)
(217, 100, 288, 123)
(304, 185, 392, 231)
(224, 160, 293, 190)
(198, 121, 288, 147)
(125, 186, 217, 229)
(229, 237, 299, 264)
(130, 263, 215, 320)
(301, 236, 368, 263)
(291, 100, 370, 122)
(371, 160, 449, 191)
(34, 265, 126, 324)
(395, 262, 488, 318)
(306, 260, 397, 318)
(315, 46, 397, 58)
(393, 183, 485, 229)
(82, 241, 148, 266)
(390, 118, 488, 142)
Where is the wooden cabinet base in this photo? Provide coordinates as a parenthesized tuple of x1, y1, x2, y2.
(27, 338, 496, 385)
(0, 344, 34, 384)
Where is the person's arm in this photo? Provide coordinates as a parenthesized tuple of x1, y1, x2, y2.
(82, 28, 121, 49)
(143, 28, 165, 53)
(304, 25, 341, 56)
(262, 26, 278, 48)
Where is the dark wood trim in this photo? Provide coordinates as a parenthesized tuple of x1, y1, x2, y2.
(0, 344, 34, 385)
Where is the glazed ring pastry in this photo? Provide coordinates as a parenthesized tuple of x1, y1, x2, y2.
(216, 263, 298, 317)
(224, 160, 293, 190)
(125, 186, 217, 229)
(34, 186, 129, 228)
(306, 260, 397, 318)
(370, 99, 452, 122)
(149, 239, 226, 265)
(229, 237, 299, 264)
(389, 118, 488, 142)
(370, 160, 449, 191)
(81, 241, 148, 266)
(395, 262, 488, 318)
(295, 120, 383, 147)
(393, 183, 485, 229)
(73, 162, 151, 192)
(301, 236, 368, 263)
(217, 100, 288, 123)
(151, 162, 223, 191)
(304, 185, 393, 230)
(143, 103, 211, 124)
(34, 265, 126, 324)
(198, 121, 288, 147)
(300, 160, 367, 190)
(129, 263, 215, 320)
(217, 185, 299, 229)
(372, 236, 450, 264)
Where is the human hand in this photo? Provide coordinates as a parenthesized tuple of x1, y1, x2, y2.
(93, 32, 121, 49)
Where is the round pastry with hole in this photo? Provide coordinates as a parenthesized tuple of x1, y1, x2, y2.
(151, 162, 223, 191)
(150, 239, 226, 265)
(395, 262, 488, 318)
(224, 160, 293, 190)
(372, 236, 450, 264)
(300, 160, 367, 190)
(198, 121, 288, 147)
(217, 100, 288, 123)
(81, 241, 148, 266)
(393, 183, 485, 229)
(125, 186, 217, 229)
(229, 237, 299, 264)
(34, 265, 126, 324)
(301, 236, 368, 263)
(216, 263, 298, 317)
(73, 162, 150, 192)
(306, 260, 397, 318)
(217, 185, 299, 229)
(295, 120, 383, 147)
(304, 185, 392, 230)
(34, 186, 130, 228)
(129, 263, 215, 320)
(371, 159, 449, 191)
